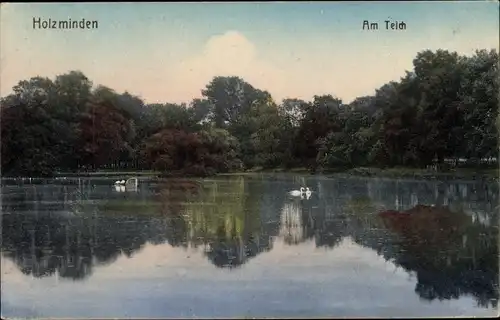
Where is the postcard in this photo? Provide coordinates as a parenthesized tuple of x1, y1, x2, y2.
(1, 2, 499, 319)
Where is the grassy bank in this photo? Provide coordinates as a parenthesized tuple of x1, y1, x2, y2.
(218, 167, 311, 176)
(334, 166, 499, 181)
(47, 166, 499, 181)
(220, 166, 499, 181)
(54, 170, 160, 177)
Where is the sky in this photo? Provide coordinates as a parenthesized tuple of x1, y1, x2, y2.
(1, 2, 498, 104)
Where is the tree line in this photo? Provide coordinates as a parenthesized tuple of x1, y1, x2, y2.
(1, 48, 498, 177)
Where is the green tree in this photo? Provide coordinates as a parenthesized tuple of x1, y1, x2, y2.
(295, 95, 344, 171)
(459, 49, 499, 165)
(201, 76, 271, 128)
(412, 50, 467, 166)
(248, 98, 289, 168)
(190, 98, 214, 124)
(197, 127, 243, 173)
(1, 98, 59, 176)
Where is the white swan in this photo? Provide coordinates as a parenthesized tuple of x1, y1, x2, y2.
(305, 187, 312, 198)
(289, 187, 305, 196)
(113, 178, 138, 191)
(298, 188, 312, 200)
(302, 189, 312, 200)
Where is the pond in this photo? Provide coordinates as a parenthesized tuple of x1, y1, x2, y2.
(1, 174, 498, 318)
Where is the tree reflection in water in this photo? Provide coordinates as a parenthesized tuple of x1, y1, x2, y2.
(1, 177, 498, 309)
(280, 201, 304, 245)
(376, 205, 498, 308)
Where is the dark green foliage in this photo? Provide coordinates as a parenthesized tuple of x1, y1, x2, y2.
(1, 49, 498, 177)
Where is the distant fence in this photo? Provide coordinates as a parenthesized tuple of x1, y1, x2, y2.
(425, 157, 498, 170)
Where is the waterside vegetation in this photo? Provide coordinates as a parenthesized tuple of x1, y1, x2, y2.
(1, 49, 498, 179)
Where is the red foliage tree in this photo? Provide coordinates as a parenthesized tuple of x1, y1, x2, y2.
(78, 99, 132, 169)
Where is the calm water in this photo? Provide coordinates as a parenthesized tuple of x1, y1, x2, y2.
(1, 174, 498, 318)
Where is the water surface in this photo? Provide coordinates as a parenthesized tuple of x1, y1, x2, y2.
(1, 174, 498, 318)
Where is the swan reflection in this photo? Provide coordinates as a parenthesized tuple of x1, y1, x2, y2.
(279, 201, 304, 245)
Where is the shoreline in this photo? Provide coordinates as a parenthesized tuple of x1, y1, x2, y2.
(221, 167, 500, 181)
(332, 167, 499, 182)
(2, 166, 498, 181)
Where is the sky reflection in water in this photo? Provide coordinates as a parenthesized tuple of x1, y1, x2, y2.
(1, 174, 498, 318)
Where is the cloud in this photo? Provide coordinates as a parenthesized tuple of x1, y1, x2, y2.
(2, 20, 497, 106)
(159, 30, 288, 104)
(157, 30, 413, 105)
(123, 28, 500, 105)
